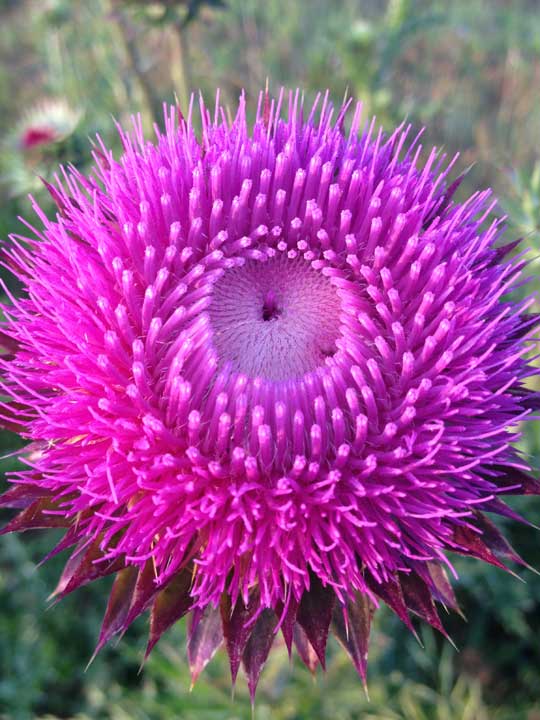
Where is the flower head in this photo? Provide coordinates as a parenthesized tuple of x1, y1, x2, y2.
(1, 98, 82, 197)
(1, 90, 539, 696)
(17, 98, 81, 151)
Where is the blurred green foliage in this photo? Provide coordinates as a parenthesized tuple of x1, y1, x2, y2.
(1, 0, 540, 718)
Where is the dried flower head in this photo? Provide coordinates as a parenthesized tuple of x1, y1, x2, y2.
(1, 90, 539, 697)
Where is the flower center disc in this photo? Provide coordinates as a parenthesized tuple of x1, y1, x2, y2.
(209, 255, 341, 381)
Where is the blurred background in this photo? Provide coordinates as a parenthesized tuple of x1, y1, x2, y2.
(1, 0, 540, 718)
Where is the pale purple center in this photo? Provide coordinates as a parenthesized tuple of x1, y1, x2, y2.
(209, 255, 341, 381)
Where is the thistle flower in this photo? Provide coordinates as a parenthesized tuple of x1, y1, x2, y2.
(16, 98, 81, 151)
(1, 90, 539, 698)
(1, 98, 81, 197)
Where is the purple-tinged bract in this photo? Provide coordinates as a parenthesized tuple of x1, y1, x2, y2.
(1, 90, 539, 696)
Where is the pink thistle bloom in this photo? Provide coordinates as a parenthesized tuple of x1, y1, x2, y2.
(15, 99, 81, 151)
(1, 90, 539, 697)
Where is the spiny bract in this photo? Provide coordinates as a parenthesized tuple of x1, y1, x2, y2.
(1, 90, 539, 698)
